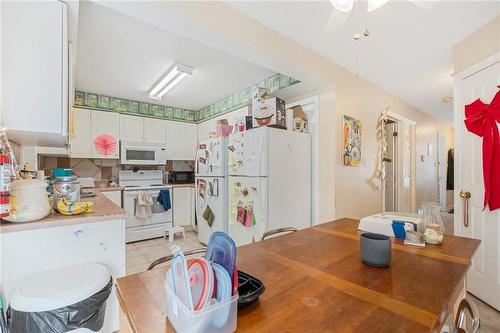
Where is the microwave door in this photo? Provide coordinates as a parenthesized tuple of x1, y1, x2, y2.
(122, 148, 159, 165)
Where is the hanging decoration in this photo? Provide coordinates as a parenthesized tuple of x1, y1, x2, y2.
(366, 107, 389, 191)
(94, 134, 117, 156)
(464, 86, 500, 211)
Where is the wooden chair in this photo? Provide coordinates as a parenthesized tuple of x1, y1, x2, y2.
(454, 298, 480, 333)
(147, 247, 207, 271)
(261, 227, 298, 241)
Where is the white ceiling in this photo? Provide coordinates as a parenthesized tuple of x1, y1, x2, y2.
(227, 1, 500, 123)
(75, 1, 274, 110)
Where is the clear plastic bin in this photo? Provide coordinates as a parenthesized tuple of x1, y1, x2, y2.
(165, 283, 238, 333)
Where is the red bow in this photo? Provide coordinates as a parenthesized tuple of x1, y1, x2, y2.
(464, 86, 500, 211)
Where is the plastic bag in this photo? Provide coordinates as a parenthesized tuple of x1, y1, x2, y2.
(6, 278, 112, 333)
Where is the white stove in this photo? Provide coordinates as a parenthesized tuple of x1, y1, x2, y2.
(119, 170, 173, 242)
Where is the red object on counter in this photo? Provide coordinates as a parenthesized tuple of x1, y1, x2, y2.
(0, 154, 11, 218)
(464, 86, 500, 211)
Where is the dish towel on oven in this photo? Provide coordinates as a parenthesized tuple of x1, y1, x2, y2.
(136, 191, 153, 218)
(157, 189, 171, 211)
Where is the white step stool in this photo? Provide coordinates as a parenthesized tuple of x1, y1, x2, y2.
(164, 226, 185, 243)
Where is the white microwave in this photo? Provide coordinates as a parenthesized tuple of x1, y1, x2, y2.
(120, 142, 167, 165)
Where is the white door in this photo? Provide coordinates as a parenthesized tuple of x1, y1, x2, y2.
(165, 120, 186, 160)
(92, 111, 120, 159)
(456, 60, 500, 310)
(228, 176, 268, 246)
(185, 123, 198, 160)
(173, 187, 192, 227)
(196, 177, 226, 245)
(144, 118, 166, 144)
(120, 114, 143, 142)
(69, 108, 92, 157)
(228, 127, 268, 176)
(437, 135, 447, 211)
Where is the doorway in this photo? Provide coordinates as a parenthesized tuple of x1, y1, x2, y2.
(384, 120, 398, 212)
(382, 113, 416, 213)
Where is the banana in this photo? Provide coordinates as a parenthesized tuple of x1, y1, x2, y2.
(56, 196, 95, 215)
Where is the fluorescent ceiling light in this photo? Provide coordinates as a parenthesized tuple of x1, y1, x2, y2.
(149, 64, 193, 100)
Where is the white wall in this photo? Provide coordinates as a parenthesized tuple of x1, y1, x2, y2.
(197, 106, 250, 141)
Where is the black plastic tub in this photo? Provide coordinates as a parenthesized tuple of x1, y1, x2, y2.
(237, 270, 265, 310)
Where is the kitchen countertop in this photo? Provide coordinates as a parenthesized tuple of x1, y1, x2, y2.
(116, 218, 480, 333)
(88, 186, 124, 192)
(0, 191, 128, 234)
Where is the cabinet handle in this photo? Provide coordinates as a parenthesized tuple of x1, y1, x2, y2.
(460, 191, 471, 227)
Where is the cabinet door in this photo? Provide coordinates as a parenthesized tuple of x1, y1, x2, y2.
(173, 187, 191, 227)
(185, 123, 198, 161)
(92, 111, 120, 159)
(190, 187, 195, 227)
(165, 121, 186, 160)
(2, 1, 67, 136)
(120, 115, 143, 142)
(69, 108, 92, 158)
(144, 118, 166, 144)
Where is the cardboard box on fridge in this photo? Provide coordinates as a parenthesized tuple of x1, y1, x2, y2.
(291, 105, 308, 133)
(252, 97, 286, 129)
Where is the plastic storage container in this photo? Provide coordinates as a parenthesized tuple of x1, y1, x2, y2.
(165, 283, 238, 333)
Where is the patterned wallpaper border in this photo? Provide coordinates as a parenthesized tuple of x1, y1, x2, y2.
(74, 73, 300, 124)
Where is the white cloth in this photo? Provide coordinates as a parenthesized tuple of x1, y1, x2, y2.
(135, 191, 153, 218)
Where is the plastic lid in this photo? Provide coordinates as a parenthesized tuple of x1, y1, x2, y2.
(10, 263, 110, 312)
(10, 179, 46, 190)
(205, 232, 237, 281)
(188, 258, 214, 311)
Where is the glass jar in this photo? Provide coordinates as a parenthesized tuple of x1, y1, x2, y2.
(421, 202, 444, 244)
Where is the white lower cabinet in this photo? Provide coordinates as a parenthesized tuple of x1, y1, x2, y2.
(173, 187, 195, 227)
(0, 219, 125, 333)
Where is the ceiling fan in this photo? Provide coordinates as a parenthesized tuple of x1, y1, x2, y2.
(330, 0, 437, 13)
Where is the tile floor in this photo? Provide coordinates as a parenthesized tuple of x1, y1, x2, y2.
(466, 293, 500, 333)
(126, 230, 203, 275)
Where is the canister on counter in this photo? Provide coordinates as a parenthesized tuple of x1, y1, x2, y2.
(54, 176, 81, 204)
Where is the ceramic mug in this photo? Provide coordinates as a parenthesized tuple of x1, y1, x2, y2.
(360, 233, 392, 267)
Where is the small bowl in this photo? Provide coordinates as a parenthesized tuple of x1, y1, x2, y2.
(360, 233, 391, 267)
(255, 115, 272, 126)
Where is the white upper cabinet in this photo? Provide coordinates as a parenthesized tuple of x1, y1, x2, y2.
(144, 118, 166, 144)
(165, 121, 187, 160)
(120, 115, 144, 142)
(1, 1, 68, 145)
(91, 111, 120, 159)
(185, 123, 198, 160)
(69, 109, 92, 158)
(119, 114, 166, 144)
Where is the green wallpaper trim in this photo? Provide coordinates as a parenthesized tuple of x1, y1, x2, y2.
(74, 73, 299, 124)
(197, 73, 299, 122)
(74, 91, 198, 123)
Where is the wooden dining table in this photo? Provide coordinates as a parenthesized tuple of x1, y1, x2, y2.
(116, 218, 480, 333)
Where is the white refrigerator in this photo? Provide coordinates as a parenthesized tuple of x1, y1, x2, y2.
(228, 127, 311, 246)
(195, 137, 228, 244)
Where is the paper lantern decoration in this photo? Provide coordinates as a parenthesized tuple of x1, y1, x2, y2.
(94, 134, 117, 156)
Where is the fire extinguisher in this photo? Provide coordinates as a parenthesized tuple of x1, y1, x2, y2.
(0, 154, 11, 219)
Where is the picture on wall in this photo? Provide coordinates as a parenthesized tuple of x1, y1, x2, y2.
(342, 115, 362, 167)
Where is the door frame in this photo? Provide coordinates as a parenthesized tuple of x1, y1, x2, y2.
(382, 111, 417, 213)
(286, 95, 320, 226)
(453, 52, 500, 235)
